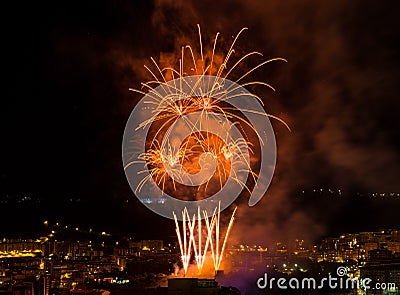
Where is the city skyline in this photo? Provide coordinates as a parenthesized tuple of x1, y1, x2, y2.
(1, 227, 399, 294)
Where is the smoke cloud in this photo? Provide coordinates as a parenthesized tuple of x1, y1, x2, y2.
(105, 1, 400, 242)
(6, 0, 398, 244)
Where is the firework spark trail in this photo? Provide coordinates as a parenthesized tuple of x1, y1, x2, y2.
(173, 203, 237, 275)
(126, 25, 290, 199)
(204, 203, 238, 272)
(173, 207, 212, 275)
(133, 111, 250, 196)
(173, 210, 191, 275)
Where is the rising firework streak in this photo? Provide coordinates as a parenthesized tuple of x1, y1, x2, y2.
(173, 203, 237, 276)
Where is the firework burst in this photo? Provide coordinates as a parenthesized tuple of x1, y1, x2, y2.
(123, 25, 289, 274)
(126, 25, 289, 199)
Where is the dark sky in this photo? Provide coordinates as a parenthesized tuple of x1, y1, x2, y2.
(1, 1, 399, 242)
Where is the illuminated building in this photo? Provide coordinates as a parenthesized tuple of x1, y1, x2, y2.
(388, 241, 400, 254)
(141, 240, 164, 251)
(361, 249, 400, 295)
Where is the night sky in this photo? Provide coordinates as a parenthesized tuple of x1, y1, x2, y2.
(1, 1, 399, 243)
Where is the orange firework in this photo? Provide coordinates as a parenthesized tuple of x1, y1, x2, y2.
(127, 25, 290, 196)
(125, 25, 290, 274)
